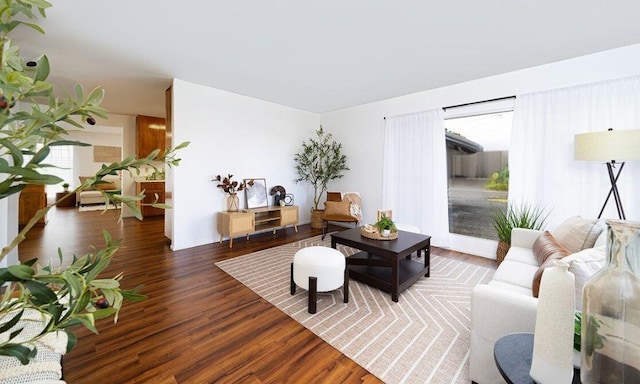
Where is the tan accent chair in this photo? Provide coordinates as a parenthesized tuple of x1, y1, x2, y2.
(322, 192, 360, 240)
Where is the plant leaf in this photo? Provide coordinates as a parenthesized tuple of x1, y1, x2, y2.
(0, 310, 24, 333)
(89, 279, 120, 289)
(7, 264, 34, 280)
(91, 307, 116, 320)
(25, 280, 58, 305)
(34, 54, 49, 82)
(65, 330, 77, 353)
(0, 344, 34, 365)
(121, 289, 147, 302)
(85, 87, 104, 105)
(0, 138, 24, 166)
(48, 140, 92, 147)
(73, 313, 97, 334)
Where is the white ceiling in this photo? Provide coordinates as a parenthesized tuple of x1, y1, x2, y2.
(13, 1, 640, 117)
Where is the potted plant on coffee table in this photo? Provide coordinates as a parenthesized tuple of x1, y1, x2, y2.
(492, 202, 550, 264)
(374, 214, 397, 237)
(293, 126, 349, 228)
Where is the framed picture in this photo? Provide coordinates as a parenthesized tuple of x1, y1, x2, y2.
(377, 209, 392, 222)
(284, 193, 294, 206)
(244, 178, 268, 209)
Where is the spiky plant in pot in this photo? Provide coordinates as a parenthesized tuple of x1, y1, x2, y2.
(492, 202, 550, 264)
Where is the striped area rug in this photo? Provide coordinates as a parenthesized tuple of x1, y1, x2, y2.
(215, 235, 494, 383)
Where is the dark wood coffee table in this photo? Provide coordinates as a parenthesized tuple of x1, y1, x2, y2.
(331, 227, 431, 302)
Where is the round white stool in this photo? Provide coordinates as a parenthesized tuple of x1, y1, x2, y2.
(290, 246, 349, 313)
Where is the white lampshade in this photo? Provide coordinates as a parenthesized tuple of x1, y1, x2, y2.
(574, 129, 640, 161)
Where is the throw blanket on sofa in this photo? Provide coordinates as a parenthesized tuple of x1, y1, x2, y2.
(0, 309, 67, 383)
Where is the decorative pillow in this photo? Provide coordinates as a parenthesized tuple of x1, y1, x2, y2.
(532, 231, 570, 265)
(563, 246, 607, 310)
(324, 201, 351, 216)
(95, 182, 117, 190)
(532, 232, 571, 297)
(551, 216, 603, 253)
(594, 228, 607, 248)
(79, 176, 118, 191)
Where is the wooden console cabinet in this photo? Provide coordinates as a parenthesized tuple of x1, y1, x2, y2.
(217, 206, 298, 248)
(19, 184, 47, 226)
(135, 181, 165, 219)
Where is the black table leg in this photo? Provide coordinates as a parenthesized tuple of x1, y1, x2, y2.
(391, 257, 399, 302)
(290, 263, 296, 294)
(308, 276, 317, 314)
(343, 268, 349, 303)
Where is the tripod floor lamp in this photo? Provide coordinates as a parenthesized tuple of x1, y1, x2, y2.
(574, 128, 640, 220)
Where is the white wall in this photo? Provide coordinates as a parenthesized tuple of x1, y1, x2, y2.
(79, 114, 137, 218)
(320, 43, 640, 258)
(0, 194, 19, 268)
(170, 79, 320, 251)
(71, 127, 123, 180)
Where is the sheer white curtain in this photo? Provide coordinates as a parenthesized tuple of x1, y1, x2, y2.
(510, 76, 640, 226)
(382, 109, 450, 246)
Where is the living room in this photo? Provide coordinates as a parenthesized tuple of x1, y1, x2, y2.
(168, 44, 640, 253)
(3, 1, 640, 383)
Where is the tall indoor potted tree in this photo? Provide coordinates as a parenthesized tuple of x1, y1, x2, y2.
(0, 0, 187, 373)
(294, 126, 349, 228)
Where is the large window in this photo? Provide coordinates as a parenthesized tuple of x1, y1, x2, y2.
(44, 145, 74, 199)
(444, 109, 513, 240)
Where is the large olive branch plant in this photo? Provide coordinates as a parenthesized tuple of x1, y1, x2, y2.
(293, 126, 349, 211)
(0, 0, 188, 364)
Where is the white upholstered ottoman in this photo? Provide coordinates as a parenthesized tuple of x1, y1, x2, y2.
(290, 246, 349, 313)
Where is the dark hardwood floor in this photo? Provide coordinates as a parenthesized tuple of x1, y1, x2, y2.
(18, 207, 495, 383)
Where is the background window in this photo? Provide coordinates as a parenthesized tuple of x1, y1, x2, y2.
(444, 110, 513, 240)
(45, 145, 74, 199)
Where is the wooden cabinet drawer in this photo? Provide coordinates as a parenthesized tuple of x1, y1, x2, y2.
(136, 182, 165, 218)
(228, 213, 254, 234)
(280, 206, 298, 226)
(19, 184, 47, 226)
(217, 206, 298, 248)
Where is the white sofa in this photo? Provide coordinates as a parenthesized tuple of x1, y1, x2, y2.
(469, 217, 607, 384)
(77, 175, 121, 206)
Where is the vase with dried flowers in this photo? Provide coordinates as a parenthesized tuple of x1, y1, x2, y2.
(214, 174, 252, 212)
